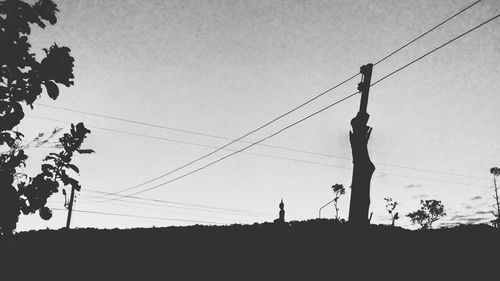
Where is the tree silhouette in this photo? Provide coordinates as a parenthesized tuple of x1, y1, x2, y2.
(0, 0, 93, 235)
(490, 167, 500, 228)
(384, 197, 399, 227)
(407, 199, 445, 230)
(331, 184, 345, 220)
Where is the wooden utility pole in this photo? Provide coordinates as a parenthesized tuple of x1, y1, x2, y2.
(65, 185, 76, 229)
(348, 63, 375, 225)
(491, 167, 500, 228)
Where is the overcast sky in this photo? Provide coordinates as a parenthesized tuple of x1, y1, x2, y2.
(14, 0, 500, 231)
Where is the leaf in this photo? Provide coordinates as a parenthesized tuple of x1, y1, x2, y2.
(67, 163, 79, 174)
(39, 207, 53, 220)
(77, 149, 95, 154)
(44, 80, 59, 99)
(68, 178, 81, 191)
(44, 155, 58, 162)
(35, 20, 47, 29)
(41, 163, 54, 174)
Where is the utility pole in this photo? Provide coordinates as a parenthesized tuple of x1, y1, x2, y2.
(65, 185, 76, 229)
(491, 167, 500, 228)
(493, 171, 499, 216)
(348, 63, 375, 225)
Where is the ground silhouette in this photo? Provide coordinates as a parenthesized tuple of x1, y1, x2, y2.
(1, 220, 498, 279)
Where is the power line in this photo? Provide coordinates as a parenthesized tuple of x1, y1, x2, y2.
(80, 189, 271, 216)
(26, 114, 351, 172)
(76, 171, 494, 207)
(100, 1, 487, 198)
(119, 12, 500, 198)
(371, 13, 500, 88)
(50, 208, 226, 225)
(36, 74, 359, 200)
(78, 196, 263, 217)
(49, 190, 273, 220)
(75, 196, 262, 221)
(34, 103, 233, 141)
(98, 93, 359, 201)
(27, 114, 489, 182)
(77, 194, 268, 218)
(108, 77, 357, 196)
(27, 113, 492, 203)
(27, 113, 355, 160)
(27, 114, 239, 149)
(78, 196, 274, 220)
(27, 113, 491, 204)
(27, 1, 491, 200)
(373, 0, 484, 65)
(79, 172, 489, 213)
(34, 0, 483, 144)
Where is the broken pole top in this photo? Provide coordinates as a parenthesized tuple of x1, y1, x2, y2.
(357, 63, 373, 114)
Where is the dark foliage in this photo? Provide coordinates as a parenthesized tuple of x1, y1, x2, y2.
(407, 199, 445, 229)
(0, 0, 92, 235)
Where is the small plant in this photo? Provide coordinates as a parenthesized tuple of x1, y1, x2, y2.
(490, 167, 500, 228)
(331, 184, 345, 220)
(407, 199, 445, 229)
(384, 197, 399, 227)
(18, 123, 93, 218)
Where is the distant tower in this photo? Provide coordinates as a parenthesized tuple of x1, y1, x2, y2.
(274, 199, 285, 223)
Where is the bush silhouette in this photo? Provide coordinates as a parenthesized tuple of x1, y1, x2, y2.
(407, 199, 445, 229)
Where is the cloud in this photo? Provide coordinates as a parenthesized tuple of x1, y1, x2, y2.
(441, 216, 489, 226)
(412, 193, 429, 199)
(438, 221, 463, 228)
(405, 184, 422, 189)
(447, 210, 492, 222)
(449, 214, 468, 221)
(463, 217, 488, 224)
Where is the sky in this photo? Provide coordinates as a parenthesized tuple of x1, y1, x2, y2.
(11, 0, 500, 231)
